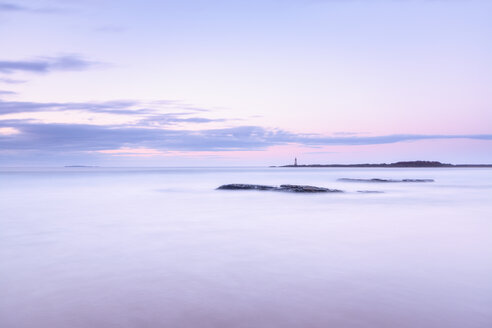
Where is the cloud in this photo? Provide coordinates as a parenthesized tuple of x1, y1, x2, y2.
(0, 55, 97, 74)
(0, 77, 26, 84)
(148, 100, 211, 112)
(1, 119, 491, 154)
(138, 114, 228, 126)
(302, 134, 492, 146)
(0, 2, 26, 11)
(0, 121, 279, 152)
(0, 99, 231, 125)
(0, 90, 16, 95)
(0, 2, 61, 13)
(0, 99, 145, 115)
(332, 131, 367, 136)
(95, 25, 127, 33)
(1, 98, 490, 155)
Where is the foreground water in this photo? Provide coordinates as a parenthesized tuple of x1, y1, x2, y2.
(1, 167, 491, 328)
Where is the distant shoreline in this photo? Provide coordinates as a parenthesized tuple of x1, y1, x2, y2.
(274, 161, 492, 168)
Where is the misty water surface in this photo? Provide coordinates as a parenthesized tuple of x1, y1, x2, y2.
(1, 167, 491, 328)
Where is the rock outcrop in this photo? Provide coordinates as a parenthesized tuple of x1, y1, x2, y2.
(338, 178, 434, 183)
(217, 184, 276, 191)
(217, 184, 343, 193)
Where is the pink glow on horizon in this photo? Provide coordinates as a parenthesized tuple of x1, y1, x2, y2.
(93, 138, 492, 165)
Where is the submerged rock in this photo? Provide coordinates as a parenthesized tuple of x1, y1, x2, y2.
(357, 190, 384, 194)
(217, 184, 343, 193)
(217, 184, 276, 191)
(338, 178, 434, 183)
(279, 184, 342, 193)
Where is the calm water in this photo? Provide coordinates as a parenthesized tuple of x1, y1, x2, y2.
(1, 167, 492, 328)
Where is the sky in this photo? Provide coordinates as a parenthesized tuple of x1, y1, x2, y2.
(0, 0, 491, 166)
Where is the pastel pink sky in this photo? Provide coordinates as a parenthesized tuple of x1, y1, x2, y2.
(0, 0, 491, 166)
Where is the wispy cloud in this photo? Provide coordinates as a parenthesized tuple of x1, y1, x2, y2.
(0, 99, 232, 126)
(95, 25, 127, 33)
(1, 119, 491, 154)
(298, 134, 492, 146)
(0, 77, 26, 84)
(0, 98, 221, 121)
(0, 2, 61, 13)
(0, 121, 277, 152)
(0, 99, 144, 115)
(138, 114, 228, 126)
(0, 90, 16, 95)
(0, 55, 98, 74)
(0, 2, 26, 11)
(332, 131, 367, 136)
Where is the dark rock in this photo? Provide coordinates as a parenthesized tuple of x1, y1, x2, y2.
(217, 184, 343, 193)
(357, 190, 384, 193)
(217, 184, 276, 190)
(338, 178, 434, 183)
(401, 179, 434, 182)
(279, 184, 343, 193)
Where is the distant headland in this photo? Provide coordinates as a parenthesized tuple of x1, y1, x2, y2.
(275, 160, 492, 168)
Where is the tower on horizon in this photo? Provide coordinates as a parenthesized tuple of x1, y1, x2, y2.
(294, 157, 298, 166)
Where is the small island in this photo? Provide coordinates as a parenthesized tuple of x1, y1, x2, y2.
(276, 160, 492, 168)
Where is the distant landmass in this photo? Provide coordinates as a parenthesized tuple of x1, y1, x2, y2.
(276, 161, 492, 168)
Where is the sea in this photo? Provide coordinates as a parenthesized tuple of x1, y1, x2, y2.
(1, 167, 491, 328)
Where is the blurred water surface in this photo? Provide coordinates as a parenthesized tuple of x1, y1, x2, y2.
(1, 167, 492, 328)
